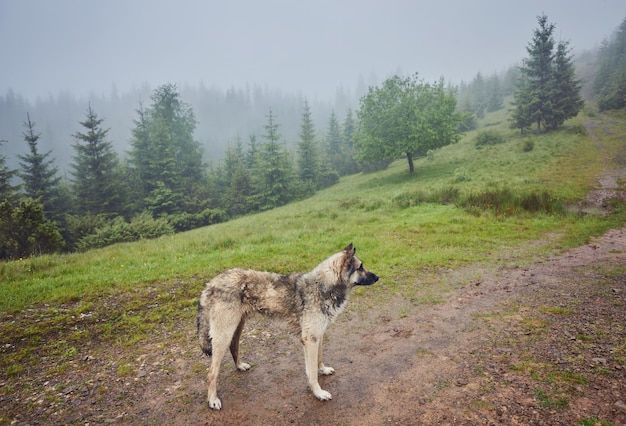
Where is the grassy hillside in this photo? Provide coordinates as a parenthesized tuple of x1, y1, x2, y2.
(0, 107, 625, 342)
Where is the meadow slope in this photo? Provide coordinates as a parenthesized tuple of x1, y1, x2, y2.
(1, 108, 625, 425)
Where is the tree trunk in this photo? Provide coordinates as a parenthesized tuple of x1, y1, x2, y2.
(406, 152, 414, 173)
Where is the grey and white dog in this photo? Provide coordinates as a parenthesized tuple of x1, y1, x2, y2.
(197, 243, 379, 410)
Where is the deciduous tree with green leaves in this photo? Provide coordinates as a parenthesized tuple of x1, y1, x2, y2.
(355, 74, 459, 173)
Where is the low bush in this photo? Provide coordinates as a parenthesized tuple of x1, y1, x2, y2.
(166, 208, 228, 233)
(458, 188, 564, 216)
(0, 199, 64, 259)
(475, 129, 506, 148)
(77, 211, 174, 251)
(392, 186, 461, 208)
(523, 139, 535, 152)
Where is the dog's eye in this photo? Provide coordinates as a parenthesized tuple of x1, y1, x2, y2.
(357, 264, 364, 271)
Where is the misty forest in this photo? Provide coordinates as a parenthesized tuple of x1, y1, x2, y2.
(1, 14, 626, 259)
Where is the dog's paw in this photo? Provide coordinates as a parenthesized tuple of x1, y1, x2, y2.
(237, 362, 251, 371)
(314, 389, 332, 401)
(318, 366, 335, 376)
(208, 396, 222, 410)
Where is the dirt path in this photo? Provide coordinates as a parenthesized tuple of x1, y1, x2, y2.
(7, 225, 622, 425)
(94, 221, 622, 426)
(120, 147, 626, 425)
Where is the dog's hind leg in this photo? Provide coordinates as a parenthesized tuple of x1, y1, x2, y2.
(206, 311, 242, 410)
(302, 334, 332, 401)
(229, 317, 251, 371)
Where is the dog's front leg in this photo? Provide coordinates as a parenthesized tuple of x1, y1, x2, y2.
(302, 335, 332, 401)
(317, 336, 335, 376)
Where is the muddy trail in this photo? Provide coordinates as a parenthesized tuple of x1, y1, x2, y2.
(12, 212, 623, 426)
(6, 200, 625, 426)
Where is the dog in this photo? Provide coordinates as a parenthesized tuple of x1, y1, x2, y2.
(197, 243, 378, 410)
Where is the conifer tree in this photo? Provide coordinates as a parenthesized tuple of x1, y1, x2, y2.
(71, 105, 125, 215)
(129, 84, 204, 216)
(0, 140, 18, 203)
(593, 17, 626, 111)
(512, 14, 582, 133)
(254, 108, 294, 210)
(342, 109, 360, 175)
(546, 40, 584, 129)
(296, 99, 319, 186)
(324, 110, 343, 174)
(17, 113, 62, 218)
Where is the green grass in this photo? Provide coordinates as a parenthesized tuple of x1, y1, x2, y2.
(1, 109, 625, 326)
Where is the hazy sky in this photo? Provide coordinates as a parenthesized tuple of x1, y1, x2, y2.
(1, 0, 625, 101)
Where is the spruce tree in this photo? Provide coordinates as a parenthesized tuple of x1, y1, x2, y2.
(512, 14, 582, 133)
(342, 109, 360, 175)
(324, 111, 343, 174)
(17, 113, 62, 218)
(547, 40, 584, 129)
(255, 108, 294, 210)
(129, 84, 204, 216)
(0, 140, 18, 203)
(296, 99, 319, 186)
(594, 18, 626, 111)
(71, 105, 125, 215)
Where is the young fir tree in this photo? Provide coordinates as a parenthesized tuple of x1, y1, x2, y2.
(129, 84, 204, 216)
(594, 18, 626, 111)
(296, 99, 319, 187)
(0, 198, 64, 259)
(546, 40, 584, 130)
(71, 105, 125, 215)
(512, 14, 582, 133)
(17, 113, 62, 218)
(0, 140, 18, 203)
(254, 108, 294, 210)
(324, 110, 343, 174)
(342, 109, 360, 175)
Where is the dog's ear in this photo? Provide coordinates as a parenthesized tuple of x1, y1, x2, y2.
(343, 243, 356, 257)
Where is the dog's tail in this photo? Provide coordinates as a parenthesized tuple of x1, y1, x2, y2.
(197, 299, 213, 356)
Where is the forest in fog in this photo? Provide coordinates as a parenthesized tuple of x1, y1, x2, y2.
(2, 8, 626, 259)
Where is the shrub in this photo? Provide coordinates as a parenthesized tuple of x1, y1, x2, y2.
(475, 129, 506, 148)
(77, 211, 174, 251)
(392, 187, 460, 208)
(62, 214, 110, 252)
(454, 167, 470, 182)
(166, 208, 228, 233)
(458, 188, 564, 216)
(0, 198, 64, 259)
(523, 139, 535, 152)
(318, 170, 340, 188)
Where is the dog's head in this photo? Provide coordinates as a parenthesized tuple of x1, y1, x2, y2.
(342, 243, 379, 287)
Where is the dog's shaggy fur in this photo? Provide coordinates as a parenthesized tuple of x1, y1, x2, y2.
(197, 243, 378, 410)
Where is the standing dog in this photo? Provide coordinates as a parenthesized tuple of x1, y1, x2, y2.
(197, 243, 378, 410)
